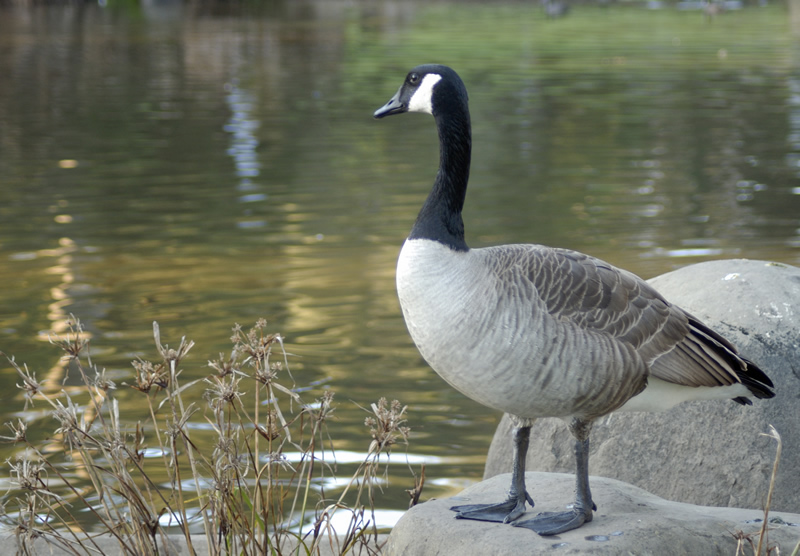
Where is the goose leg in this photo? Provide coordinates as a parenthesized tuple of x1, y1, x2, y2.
(513, 418, 595, 535)
(451, 423, 534, 523)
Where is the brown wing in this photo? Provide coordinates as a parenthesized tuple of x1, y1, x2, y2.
(504, 245, 773, 398)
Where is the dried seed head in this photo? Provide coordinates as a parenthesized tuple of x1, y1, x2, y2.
(93, 367, 116, 393)
(365, 398, 410, 454)
(317, 390, 335, 419)
(208, 349, 242, 378)
(130, 359, 169, 393)
(4, 354, 42, 409)
(48, 315, 90, 360)
(254, 363, 279, 386)
(204, 375, 244, 411)
(152, 321, 194, 369)
(230, 321, 281, 371)
(1, 419, 28, 443)
(8, 455, 46, 492)
(52, 394, 92, 450)
(17, 369, 41, 407)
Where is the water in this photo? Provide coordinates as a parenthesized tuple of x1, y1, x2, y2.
(1, 0, 799, 533)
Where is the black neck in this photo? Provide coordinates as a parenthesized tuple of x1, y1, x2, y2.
(408, 107, 471, 252)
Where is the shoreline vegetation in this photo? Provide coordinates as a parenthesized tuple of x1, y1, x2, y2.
(1, 316, 416, 555)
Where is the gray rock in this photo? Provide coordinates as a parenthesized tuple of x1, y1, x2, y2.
(485, 259, 800, 513)
(385, 472, 800, 555)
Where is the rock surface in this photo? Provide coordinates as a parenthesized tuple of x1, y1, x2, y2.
(385, 472, 800, 555)
(484, 259, 800, 513)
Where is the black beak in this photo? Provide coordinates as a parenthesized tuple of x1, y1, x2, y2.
(374, 88, 406, 119)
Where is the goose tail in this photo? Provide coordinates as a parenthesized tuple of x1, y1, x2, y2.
(688, 316, 775, 403)
(732, 357, 775, 405)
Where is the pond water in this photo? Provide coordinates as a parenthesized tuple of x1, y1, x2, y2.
(1, 0, 799, 533)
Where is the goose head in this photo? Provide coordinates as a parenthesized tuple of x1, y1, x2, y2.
(373, 64, 472, 251)
(373, 64, 468, 119)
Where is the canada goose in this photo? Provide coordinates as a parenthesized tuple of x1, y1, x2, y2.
(373, 64, 775, 536)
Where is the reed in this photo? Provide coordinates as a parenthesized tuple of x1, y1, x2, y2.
(1, 316, 414, 555)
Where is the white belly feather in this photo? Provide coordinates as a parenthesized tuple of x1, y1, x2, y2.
(396, 239, 644, 419)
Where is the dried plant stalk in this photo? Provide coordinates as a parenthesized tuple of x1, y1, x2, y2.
(2, 317, 411, 555)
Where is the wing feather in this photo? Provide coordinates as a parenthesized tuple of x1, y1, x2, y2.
(490, 244, 774, 400)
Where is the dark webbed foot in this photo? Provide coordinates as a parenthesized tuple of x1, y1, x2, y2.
(515, 420, 596, 536)
(451, 423, 536, 523)
(512, 505, 592, 535)
(450, 490, 534, 523)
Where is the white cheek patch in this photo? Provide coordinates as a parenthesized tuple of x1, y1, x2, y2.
(408, 73, 443, 114)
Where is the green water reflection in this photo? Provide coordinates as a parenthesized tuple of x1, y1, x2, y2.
(1, 0, 798, 531)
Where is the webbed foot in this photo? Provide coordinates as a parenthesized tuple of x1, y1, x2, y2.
(450, 490, 534, 523)
(512, 505, 592, 536)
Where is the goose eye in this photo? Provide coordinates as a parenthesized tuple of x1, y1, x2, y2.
(408, 72, 420, 85)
